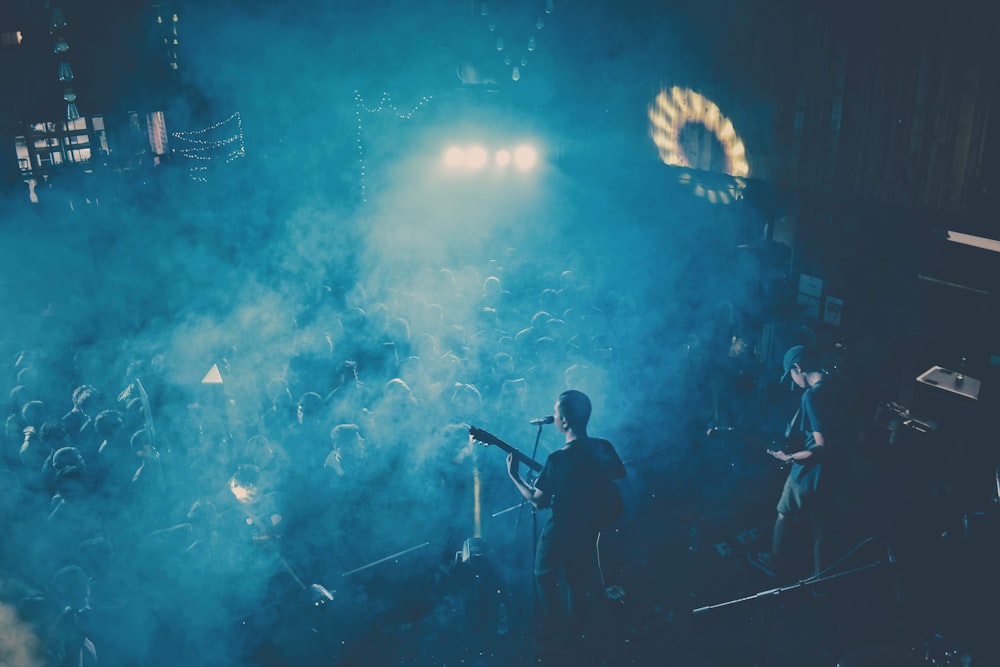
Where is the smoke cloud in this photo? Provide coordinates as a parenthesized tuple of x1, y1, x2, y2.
(0, 1, 799, 665)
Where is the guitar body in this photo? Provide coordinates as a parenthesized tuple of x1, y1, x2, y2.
(706, 425, 796, 469)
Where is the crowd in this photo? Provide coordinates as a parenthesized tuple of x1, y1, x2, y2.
(2, 251, 767, 666)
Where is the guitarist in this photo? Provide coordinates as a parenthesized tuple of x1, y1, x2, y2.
(749, 344, 847, 583)
(506, 390, 625, 652)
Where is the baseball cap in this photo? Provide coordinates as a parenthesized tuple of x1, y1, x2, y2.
(780, 344, 821, 382)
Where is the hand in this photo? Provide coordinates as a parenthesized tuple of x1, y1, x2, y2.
(766, 448, 791, 462)
(506, 452, 519, 477)
(117, 383, 135, 403)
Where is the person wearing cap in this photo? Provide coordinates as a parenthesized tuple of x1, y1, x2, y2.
(749, 344, 845, 581)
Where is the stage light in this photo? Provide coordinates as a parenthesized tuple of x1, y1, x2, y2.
(648, 86, 749, 204)
(513, 145, 536, 170)
(465, 145, 488, 169)
(440, 142, 541, 172)
(444, 146, 464, 168)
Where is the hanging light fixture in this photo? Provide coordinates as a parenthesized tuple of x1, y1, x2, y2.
(53, 37, 68, 53)
(64, 88, 78, 120)
(51, 7, 67, 32)
(58, 61, 73, 81)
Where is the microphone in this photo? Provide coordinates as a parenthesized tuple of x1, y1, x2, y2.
(530, 415, 554, 426)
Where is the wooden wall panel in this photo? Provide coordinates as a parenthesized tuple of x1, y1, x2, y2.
(711, 0, 999, 216)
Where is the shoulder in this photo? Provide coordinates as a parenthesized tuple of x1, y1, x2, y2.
(547, 446, 572, 463)
(585, 437, 619, 457)
(805, 377, 843, 404)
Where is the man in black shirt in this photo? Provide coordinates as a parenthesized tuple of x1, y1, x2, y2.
(507, 389, 625, 651)
(750, 345, 846, 580)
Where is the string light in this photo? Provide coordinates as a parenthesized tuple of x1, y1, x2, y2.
(353, 90, 433, 204)
(171, 112, 246, 182)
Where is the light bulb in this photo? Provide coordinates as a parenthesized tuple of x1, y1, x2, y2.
(511, 67, 520, 82)
(63, 88, 76, 102)
(51, 8, 67, 32)
(527, 36, 536, 51)
(53, 38, 69, 53)
(536, 18, 544, 29)
(58, 61, 73, 81)
(67, 102, 79, 121)
(496, 37, 504, 51)
(545, 0, 554, 14)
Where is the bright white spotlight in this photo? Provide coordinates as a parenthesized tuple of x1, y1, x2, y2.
(465, 145, 488, 169)
(444, 147, 464, 168)
(495, 149, 512, 167)
(513, 145, 537, 170)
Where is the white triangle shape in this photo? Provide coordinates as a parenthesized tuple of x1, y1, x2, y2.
(201, 363, 224, 384)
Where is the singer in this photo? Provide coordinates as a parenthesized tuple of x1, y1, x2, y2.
(506, 389, 625, 653)
(749, 344, 848, 581)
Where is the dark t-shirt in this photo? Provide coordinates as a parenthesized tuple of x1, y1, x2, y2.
(791, 375, 846, 494)
(536, 437, 624, 548)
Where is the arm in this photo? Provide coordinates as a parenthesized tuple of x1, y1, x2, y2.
(507, 453, 550, 509)
(769, 432, 825, 463)
(788, 431, 824, 462)
(772, 384, 833, 463)
(606, 446, 626, 480)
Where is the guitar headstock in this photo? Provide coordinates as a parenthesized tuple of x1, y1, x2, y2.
(468, 425, 501, 447)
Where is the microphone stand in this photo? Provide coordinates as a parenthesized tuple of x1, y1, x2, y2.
(691, 558, 886, 667)
(513, 422, 546, 624)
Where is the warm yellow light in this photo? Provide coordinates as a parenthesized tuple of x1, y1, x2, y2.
(444, 147, 464, 167)
(648, 86, 750, 203)
(513, 145, 537, 170)
(465, 145, 488, 169)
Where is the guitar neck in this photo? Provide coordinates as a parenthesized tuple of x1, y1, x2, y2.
(468, 426, 543, 472)
(499, 441, 544, 473)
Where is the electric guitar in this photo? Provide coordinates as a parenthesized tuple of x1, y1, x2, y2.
(469, 425, 624, 529)
(468, 426, 543, 473)
(706, 425, 797, 468)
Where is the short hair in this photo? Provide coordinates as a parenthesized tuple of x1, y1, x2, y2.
(49, 565, 90, 605)
(130, 428, 152, 452)
(94, 409, 124, 437)
(8, 385, 29, 409)
(231, 463, 260, 488)
(39, 420, 69, 445)
(71, 385, 100, 409)
(297, 392, 324, 415)
(21, 400, 47, 426)
(52, 446, 85, 472)
(557, 390, 591, 430)
(330, 423, 361, 448)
